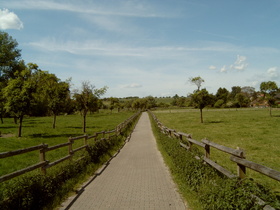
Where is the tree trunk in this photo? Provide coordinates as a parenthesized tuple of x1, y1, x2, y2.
(14, 117, 18, 124)
(83, 114, 86, 133)
(18, 115, 23, 137)
(53, 114, 56, 129)
(0, 115, 3, 124)
(200, 108, 203, 123)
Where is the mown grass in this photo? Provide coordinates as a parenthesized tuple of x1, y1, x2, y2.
(153, 108, 280, 193)
(0, 110, 135, 176)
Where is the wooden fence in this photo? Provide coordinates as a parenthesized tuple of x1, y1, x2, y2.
(150, 111, 279, 209)
(0, 112, 140, 183)
(149, 111, 280, 181)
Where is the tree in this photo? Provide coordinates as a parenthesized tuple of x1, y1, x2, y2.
(235, 93, 250, 108)
(189, 76, 204, 91)
(3, 64, 37, 137)
(145, 96, 157, 109)
(73, 81, 107, 133)
(38, 73, 70, 128)
(109, 97, 120, 113)
(191, 88, 214, 123)
(0, 31, 22, 81)
(228, 86, 241, 101)
(260, 81, 279, 116)
(215, 87, 229, 107)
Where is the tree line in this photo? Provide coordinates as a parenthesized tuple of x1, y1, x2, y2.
(188, 76, 279, 122)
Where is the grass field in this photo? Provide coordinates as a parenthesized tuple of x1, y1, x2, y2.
(0, 110, 135, 176)
(153, 108, 280, 192)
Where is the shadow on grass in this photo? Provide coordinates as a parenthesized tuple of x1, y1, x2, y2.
(66, 126, 82, 129)
(29, 133, 81, 138)
(205, 120, 224, 124)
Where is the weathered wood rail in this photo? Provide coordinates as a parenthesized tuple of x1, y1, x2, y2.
(0, 112, 140, 183)
(149, 111, 279, 209)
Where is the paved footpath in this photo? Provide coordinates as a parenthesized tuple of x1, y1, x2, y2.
(60, 112, 187, 210)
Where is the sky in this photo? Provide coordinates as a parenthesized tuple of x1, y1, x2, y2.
(1, 0, 280, 98)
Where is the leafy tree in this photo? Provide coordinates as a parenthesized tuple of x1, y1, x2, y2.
(235, 93, 250, 108)
(189, 76, 204, 91)
(191, 88, 214, 123)
(109, 97, 120, 113)
(215, 87, 229, 105)
(73, 81, 107, 133)
(37, 73, 70, 128)
(145, 96, 157, 109)
(3, 64, 37, 137)
(0, 31, 22, 81)
(228, 86, 241, 101)
(260, 81, 279, 116)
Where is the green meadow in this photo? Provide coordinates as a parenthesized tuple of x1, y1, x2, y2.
(153, 108, 280, 192)
(0, 110, 135, 176)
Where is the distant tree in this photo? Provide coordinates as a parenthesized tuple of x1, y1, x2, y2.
(73, 81, 107, 133)
(260, 81, 279, 116)
(228, 86, 241, 101)
(124, 99, 133, 110)
(145, 96, 157, 109)
(235, 93, 250, 108)
(215, 87, 229, 107)
(109, 97, 120, 113)
(191, 88, 214, 123)
(189, 76, 204, 91)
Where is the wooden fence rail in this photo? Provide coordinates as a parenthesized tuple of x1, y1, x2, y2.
(0, 112, 140, 183)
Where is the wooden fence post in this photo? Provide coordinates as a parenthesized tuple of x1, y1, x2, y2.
(237, 147, 246, 179)
(204, 140, 210, 158)
(84, 134, 88, 146)
(39, 143, 48, 175)
(68, 137, 73, 160)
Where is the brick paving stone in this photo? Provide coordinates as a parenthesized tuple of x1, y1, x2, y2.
(60, 112, 187, 210)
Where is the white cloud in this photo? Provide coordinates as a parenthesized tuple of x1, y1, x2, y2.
(209, 65, 216, 70)
(267, 67, 278, 78)
(0, 8, 23, 30)
(121, 83, 142, 88)
(232, 55, 248, 71)
(216, 55, 248, 73)
(220, 65, 227, 73)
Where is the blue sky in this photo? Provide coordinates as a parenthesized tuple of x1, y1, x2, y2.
(1, 0, 280, 98)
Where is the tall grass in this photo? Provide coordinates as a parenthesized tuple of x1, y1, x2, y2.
(153, 108, 280, 192)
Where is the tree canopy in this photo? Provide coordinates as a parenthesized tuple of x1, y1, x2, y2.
(0, 31, 22, 81)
